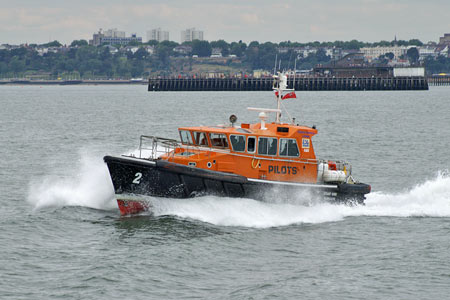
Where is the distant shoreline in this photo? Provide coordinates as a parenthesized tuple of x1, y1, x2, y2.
(0, 80, 147, 85)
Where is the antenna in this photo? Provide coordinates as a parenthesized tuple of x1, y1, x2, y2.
(293, 59, 297, 90)
(287, 50, 293, 70)
(278, 59, 281, 72)
(273, 54, 278, 74)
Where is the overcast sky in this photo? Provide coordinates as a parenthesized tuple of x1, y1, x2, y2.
(1, 0, 449, 45)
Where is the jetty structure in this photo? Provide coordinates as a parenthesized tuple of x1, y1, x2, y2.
(148, 69, 429, 92)
(428, 74, 450, 86)
(148, 74, 428, 91)
(149, 53, 429, 91)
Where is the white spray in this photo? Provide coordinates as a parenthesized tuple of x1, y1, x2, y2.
(28, 152, 450, 228)
(27, 153, 116, 211)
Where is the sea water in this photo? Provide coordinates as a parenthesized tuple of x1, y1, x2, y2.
(1, 85, 450, 299)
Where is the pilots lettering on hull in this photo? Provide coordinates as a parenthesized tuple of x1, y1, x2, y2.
(268, 165, 298, 175)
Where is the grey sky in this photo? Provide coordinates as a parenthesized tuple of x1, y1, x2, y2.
(1, 0, 449, 45)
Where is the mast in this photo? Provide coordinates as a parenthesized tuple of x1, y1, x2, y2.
(276, 76, 282, 123)
(273, 72, 292, 124)
(293, 59, 297, 91)
(273, 54, 278, 75)
(249, 72, 294, 126)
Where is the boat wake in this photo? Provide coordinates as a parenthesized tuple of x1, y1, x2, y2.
(356, 170, 450, 218)
(27, 154, 117, 211)
(148, 170, 450, 227)
(27, 154, 450, 228)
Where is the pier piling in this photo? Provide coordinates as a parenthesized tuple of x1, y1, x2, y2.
(148, 76, 429, 92)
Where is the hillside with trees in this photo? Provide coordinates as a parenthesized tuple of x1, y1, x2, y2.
(1, 38, 449, 79)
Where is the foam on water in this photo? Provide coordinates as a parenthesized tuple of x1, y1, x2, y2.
(352, 170, 450, 218)
(149, 197, 345, 227)
(27, 154, 117, 211)
(28, 152, 450, 227)
(145, 170, 450, 227)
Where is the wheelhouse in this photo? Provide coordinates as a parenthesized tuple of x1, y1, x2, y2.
(177, 123, 316, 160)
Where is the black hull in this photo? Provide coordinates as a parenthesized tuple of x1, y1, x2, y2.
(104, 155, 370, 205)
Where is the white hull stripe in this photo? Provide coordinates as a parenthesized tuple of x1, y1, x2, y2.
(116, 194, 149, 201)
(116, 156, 156, 165)
(247, 178, 337, 189)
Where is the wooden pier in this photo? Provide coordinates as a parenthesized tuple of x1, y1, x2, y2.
(427, 76, 450, 86)
(148, 76, 429, 91)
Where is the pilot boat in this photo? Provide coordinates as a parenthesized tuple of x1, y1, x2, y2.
(104, 73, 371, 215)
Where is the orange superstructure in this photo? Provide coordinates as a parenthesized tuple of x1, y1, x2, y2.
(164, 122, 319, 184)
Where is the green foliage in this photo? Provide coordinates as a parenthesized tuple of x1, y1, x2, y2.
(40, 40, 62, 47)
(385, 52, 395, 60)
(133, 48, 148, 60)
(229, 41, 247, 57)
(424, 56, 450, 74)
(373, 40, 392, 47)
(244, 42, 277, 70)
(296, 49, 331, 70)
(159, 40, 179, 48)
(70, 40, 88, 47)
(192, 40, 212, 57)
(146, 40, 158, 46)
(407, 47, 419, 64)
(210, 40, 230, 56)
(155, 43, 173, 68)
(408, 39, 423, 46)
(8, 56, 25, 73)
(210, 40, 229, 49)
(0, 38, 446, 78)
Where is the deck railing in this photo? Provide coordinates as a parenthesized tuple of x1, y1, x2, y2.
(138, 135, 179, 159)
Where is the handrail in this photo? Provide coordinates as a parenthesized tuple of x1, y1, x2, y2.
(139, 135, 179, 159)
(136, 135, 350, 169)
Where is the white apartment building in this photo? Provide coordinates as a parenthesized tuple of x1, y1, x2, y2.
(181, 28, 204, 43)
(89, 29, 142, 46)
(147, 28, 169, 42)
(418, 46, 437, 60)
(360, 46, 408, 61)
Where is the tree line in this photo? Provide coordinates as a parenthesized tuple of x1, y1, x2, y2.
(1, 38, 449, 79)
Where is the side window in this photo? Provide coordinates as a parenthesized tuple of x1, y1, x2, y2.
(258, 137, 277, 155)
(179, 130, 194, 145)
(279, 139, 288, 156)
(288, 139, 300, 156)
(194, 132, 208, 146)
(209, 133, 229, 148)
(247, 137, 256, 153)
(258, 137, 268, 155)
(279, 139, 299, 157)
(268, 138, 277, 155)
(230, 135, 246, 152)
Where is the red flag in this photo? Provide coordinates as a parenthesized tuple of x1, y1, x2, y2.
(282, 92, 297, 100)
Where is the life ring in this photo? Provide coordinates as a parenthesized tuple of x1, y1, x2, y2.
(251, 158, 260, 169)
